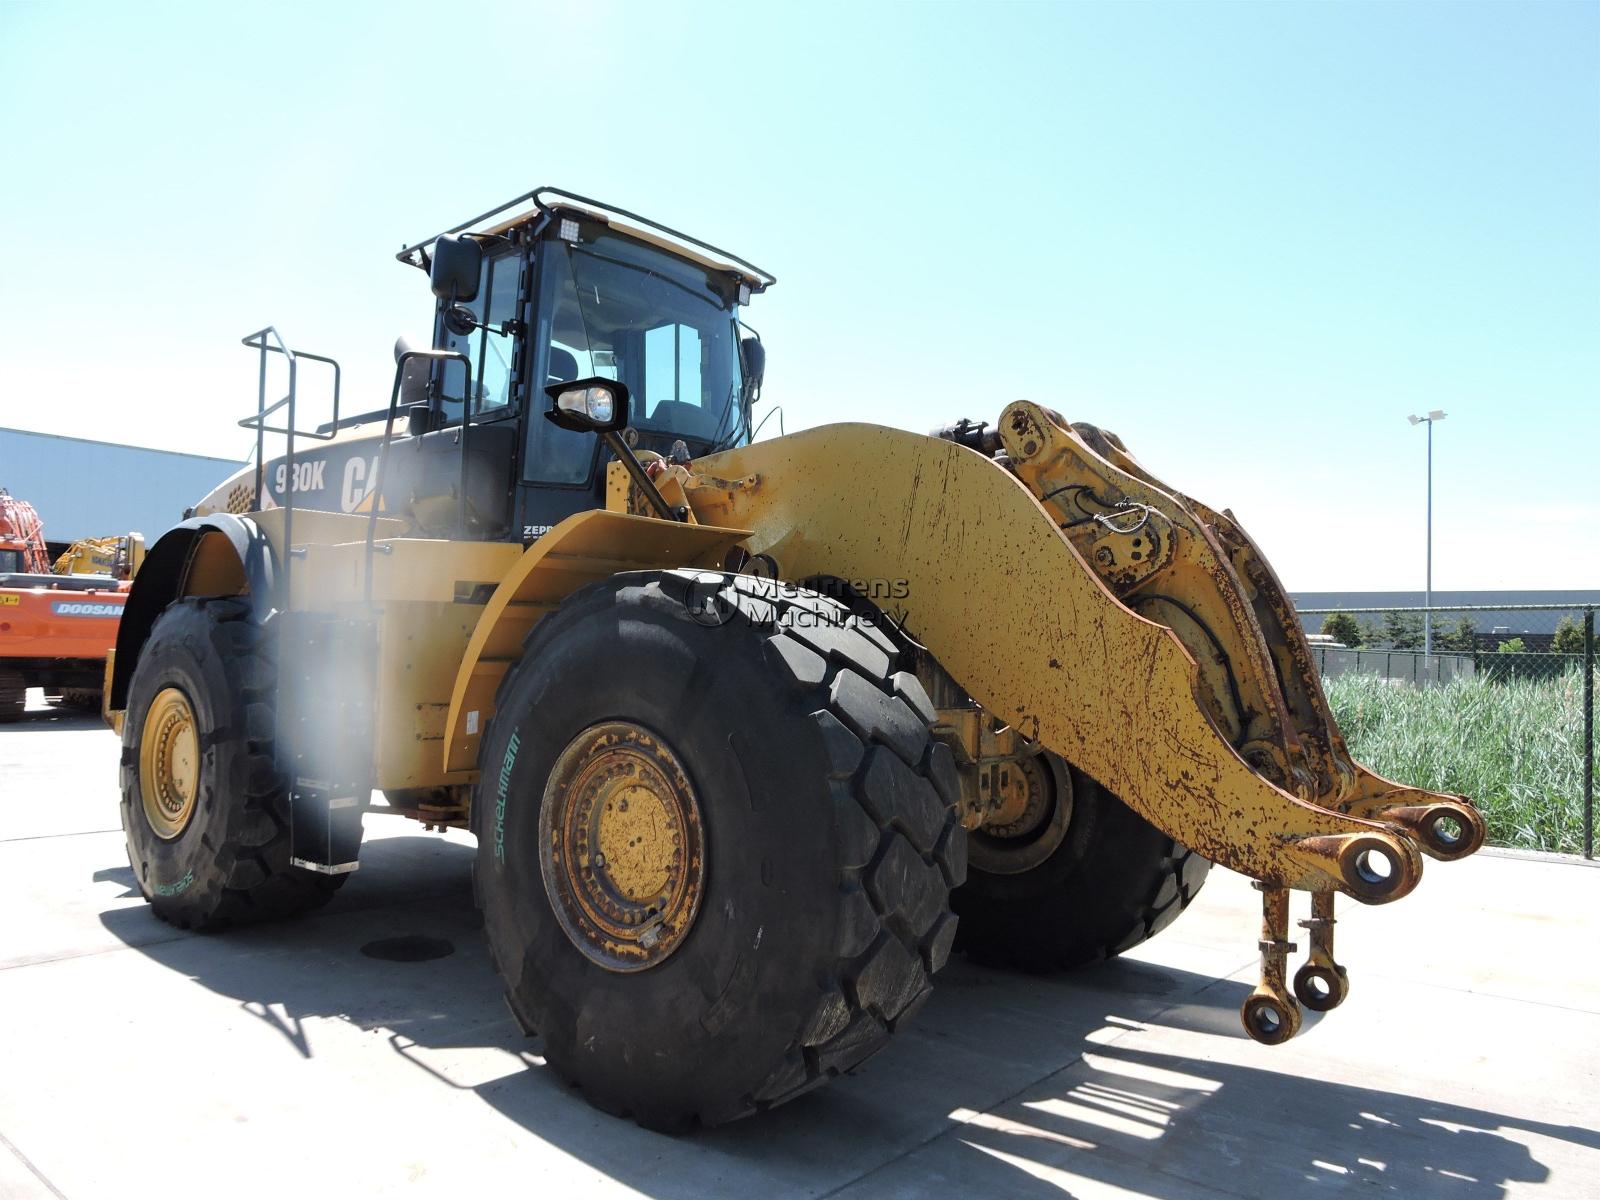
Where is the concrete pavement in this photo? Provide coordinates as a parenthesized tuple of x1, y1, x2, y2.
(2, 690, 1597, 1199)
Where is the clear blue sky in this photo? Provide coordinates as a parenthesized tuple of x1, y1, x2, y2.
(1, 1, 1594, 590)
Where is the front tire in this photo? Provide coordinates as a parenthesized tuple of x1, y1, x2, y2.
(119, 598, 348, 928)
(953, 755, 1209, 970)
(474, 571, 966, 1131)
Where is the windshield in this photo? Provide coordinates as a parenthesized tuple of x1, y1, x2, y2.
(0, 549, 20, 573)
(535, 229, 746, 460)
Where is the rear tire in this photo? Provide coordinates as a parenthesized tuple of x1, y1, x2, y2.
(953, 757, 1209, 970)
(119, 597, 348, 929)
(474, 570, 966, 1131)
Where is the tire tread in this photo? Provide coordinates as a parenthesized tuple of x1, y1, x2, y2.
(474, 570, 965, 1129)
(121, 597, 342, 929)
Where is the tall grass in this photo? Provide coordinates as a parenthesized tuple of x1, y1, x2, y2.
(1323, 669, 1593, 854)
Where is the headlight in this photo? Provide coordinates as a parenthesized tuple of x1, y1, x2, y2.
(556, 385, 615, 424)
(545, 377, 631, 433)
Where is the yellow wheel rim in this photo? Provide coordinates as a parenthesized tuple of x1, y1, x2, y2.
(139, 687, 201, 840)
(970, 752, 1074, 875)
(540, 721, 705, 972)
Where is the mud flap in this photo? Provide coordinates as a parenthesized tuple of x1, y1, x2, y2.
(276, 611, 375, 873)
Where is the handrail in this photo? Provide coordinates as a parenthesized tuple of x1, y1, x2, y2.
(393, 184, 775, 290)
(363, 348, 473, 607)
(238, 329, 343, 439)
(237, 326, 343, 609)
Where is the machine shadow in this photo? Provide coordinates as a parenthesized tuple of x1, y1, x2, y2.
(4, 704, 104, 731)
(95, 832, 1593, 1200)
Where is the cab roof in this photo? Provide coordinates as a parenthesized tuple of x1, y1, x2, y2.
(395, 187, 776, 293)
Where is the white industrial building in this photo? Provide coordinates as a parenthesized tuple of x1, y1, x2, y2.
(0, 427, 244, 550)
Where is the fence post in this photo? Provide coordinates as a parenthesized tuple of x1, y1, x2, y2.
(1584, 607, 1594, 860)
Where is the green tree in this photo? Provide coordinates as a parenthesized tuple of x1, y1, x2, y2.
(1436, 616, 1478, 652)
(1496, 637, 1527, 654)
(1358, 618, 1383, 647)
(1321, 612, 1362, 647)
(1551, 616, 1587, 655)
(1383, 610, 1424, 649)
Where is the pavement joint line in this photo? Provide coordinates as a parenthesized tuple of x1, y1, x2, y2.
(1480, 846, 1600, 869)
(1336, 974, 1600, 1019)
(0, 828, 122, 844)
(811, 964, 1252, 1200)
(0, 932, 193, 973)
(0, 888, 478, 974)
(0, 1128, 68, 1200)
(1210, 953, 1600, 1018)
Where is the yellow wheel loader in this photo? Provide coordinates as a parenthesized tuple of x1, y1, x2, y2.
(107, 188, 1484, 1130)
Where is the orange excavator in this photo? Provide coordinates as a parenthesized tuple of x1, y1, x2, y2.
(0, 489, 143, 720)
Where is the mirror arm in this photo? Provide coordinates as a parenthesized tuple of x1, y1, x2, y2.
(600, 430, 682, 522)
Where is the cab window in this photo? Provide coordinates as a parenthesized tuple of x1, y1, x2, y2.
(643, 323, 703, 420)
(439, 251, 521, 422)
(522, 246, 602, 485)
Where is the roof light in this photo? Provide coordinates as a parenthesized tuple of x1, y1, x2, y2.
(738, 283, 751, 305)
(559, 218, 580, 243)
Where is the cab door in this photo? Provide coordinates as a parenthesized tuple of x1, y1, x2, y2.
(513, 241, 608, 544)
(398, 245, 525, 540)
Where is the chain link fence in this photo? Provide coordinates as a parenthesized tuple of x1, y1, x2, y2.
(1295, 603, 1595, 859)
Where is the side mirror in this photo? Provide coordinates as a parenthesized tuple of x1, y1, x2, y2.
(442, 303, 479, 337)
(740, 334, 766, 394)
(544, 377, 630, 434)
(430, 234, 482, 302)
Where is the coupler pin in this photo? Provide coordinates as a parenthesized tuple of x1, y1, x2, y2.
(1241, 883, 1302, 1045)
(1293, 890, 1350, 1011)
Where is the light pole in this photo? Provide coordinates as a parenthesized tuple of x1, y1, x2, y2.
(1407, 410, 1447, 655)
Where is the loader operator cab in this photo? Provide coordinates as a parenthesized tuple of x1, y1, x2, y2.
(386, 189, 773, 544)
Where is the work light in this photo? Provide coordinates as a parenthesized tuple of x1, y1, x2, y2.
(544, 377, 630, 433)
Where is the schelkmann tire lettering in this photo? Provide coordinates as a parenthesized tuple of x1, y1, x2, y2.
(492, 729, 521, 864)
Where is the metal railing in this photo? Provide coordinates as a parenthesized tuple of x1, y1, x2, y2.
(1298, 602, 1595, 859)
(238, 327, 341, 602)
